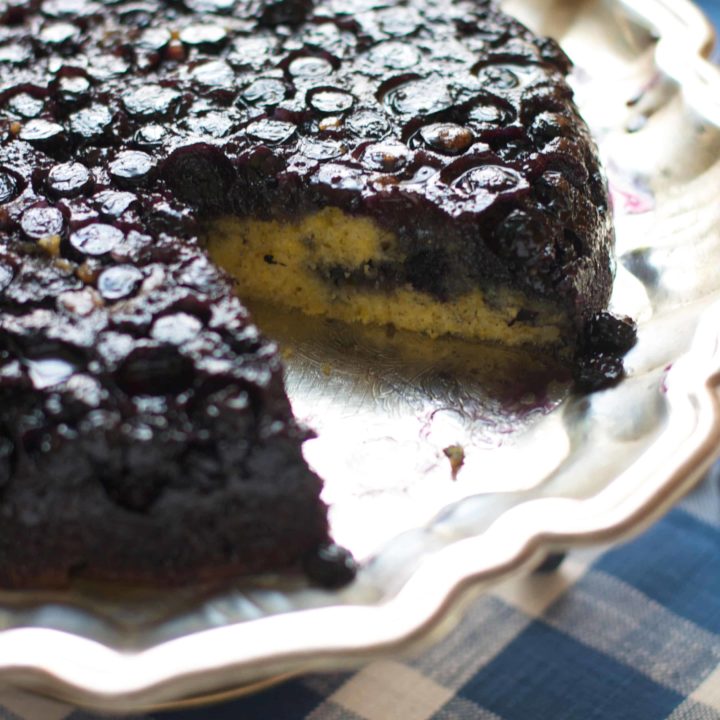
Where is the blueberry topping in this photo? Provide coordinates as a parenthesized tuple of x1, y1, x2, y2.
(367, 41, 421, 70)
(382, 77, 452, 117)
(0, 169, 22, 204)
(0, 0, 618, 589)
(47, 162, 92, 198)
(246, 119, 297, 144)
(288, 55, 333, 78)
(20, 206, 65, 240)
(308, 88, 354, 114)
(18, 119, 65, 147)
(241, 78, 288, 108)
(133, 124, 168, 149)
(347, 110, 391, 139)
(191, 60, 235, 89)
(69, 105, 113, 142)
(109, 151, 155, 188)
(6, 93, 44, 119)
(138, 28, 171, 52)
(0, 263, 13, 293)
(362, 141, 409, 172)
(162, 143, 234, 209)
(117, 345, 195, 396)
(151, 313, 203, 344)
(97, 265, 143, 300)
(70, 223, 124, 256)
(179, 24, 228, 51)
(420, 123, 474, 155)
(122, 85, 182, 120)
(94, 191, 138, 218)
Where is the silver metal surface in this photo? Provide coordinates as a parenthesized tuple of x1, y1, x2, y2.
(1, 0, 719, 710)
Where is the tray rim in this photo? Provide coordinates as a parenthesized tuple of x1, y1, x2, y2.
(2, 0, 720, 710)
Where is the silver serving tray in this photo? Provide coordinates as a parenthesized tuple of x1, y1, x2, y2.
(2, 0, 720, 711)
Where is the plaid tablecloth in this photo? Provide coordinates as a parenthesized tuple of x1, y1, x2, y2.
(1, 3, 719, 719)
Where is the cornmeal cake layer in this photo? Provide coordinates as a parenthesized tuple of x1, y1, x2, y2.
(0, 0, 613, 588)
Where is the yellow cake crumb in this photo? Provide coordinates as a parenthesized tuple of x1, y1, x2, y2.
(206, 208, 569, 346)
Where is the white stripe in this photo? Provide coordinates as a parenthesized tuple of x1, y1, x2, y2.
(691, 663, 720, 712)
(329, 660, 453, 720)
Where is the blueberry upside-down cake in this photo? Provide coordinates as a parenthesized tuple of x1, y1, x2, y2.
(0, 0, 630, 588)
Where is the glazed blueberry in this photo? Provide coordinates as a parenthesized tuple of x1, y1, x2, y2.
(179, 24, 228, 51)
(109, 151, 155, 188)
(347, 110, 391, 139)
(69, 105, 113, 142)
(138, 28, 171, 52)
(122, 85, 182, 120)
(302, 543, 358, 588)
(288, 55, 333, 78)
(246, 119, 297, 144)
(94, 190, 138, 218)
(582, 311, 637, 354)
(40, 22, 79, 49)
(18, 119, 66, 149)
(308, 88, 354, 114)
(362, 141, 409, 172)
(0, 169, 22, 203)
(368, 41, 421, 70)
(70, 223, 124, 256)
(20, 206, 65, 240)
(47, 162, 93, 198)
(240, 78, 288, 108)
(133, 124, 169, 149)
(117, 345, 195, 396)
(184, 0, 236, 12)
(97, 265, 143, 300)
(0, 263, 13, 292)
(573, 353, 625, 393)
(382, 77, 452, 118)
(6, 93, 44, 119)
(259, 0, 313, 27)
(151, 313, 203, 344)
(191, 60, 235, 89)
(419, 124, 475, 155)
(55, 75, 91, 107)
(161, 143, 235, 211)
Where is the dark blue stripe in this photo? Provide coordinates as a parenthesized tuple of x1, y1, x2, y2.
(156, 678, 324, 719)
(595, 509, 720, 634)
(459, 620, 684, 720)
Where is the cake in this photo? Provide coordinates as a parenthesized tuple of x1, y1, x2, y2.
(0, 0, 626, 588)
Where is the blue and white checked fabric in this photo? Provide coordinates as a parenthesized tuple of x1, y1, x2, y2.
(2, 470, 718, 720)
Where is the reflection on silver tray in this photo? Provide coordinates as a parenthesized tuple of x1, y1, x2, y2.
(1, 0, 720, 711)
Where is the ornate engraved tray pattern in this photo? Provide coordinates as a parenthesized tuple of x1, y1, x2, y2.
(0, 0, 719, 710)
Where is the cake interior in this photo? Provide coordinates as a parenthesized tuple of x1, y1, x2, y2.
(206, 209, 571, 347)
